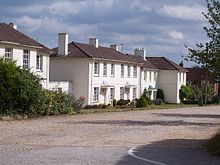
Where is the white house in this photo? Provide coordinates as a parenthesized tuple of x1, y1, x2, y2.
(50, 33, 187, 105)
(0, 23, 50, 88)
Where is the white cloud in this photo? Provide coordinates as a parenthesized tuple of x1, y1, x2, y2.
(15, 16, 98, 35)
(168, 30, 184, 40)
(158, 5, 205, 21)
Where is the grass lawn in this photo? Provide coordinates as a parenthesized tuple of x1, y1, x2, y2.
(79, 103, 198, 114)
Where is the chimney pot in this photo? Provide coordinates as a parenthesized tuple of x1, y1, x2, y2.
(8, 23, 17, 30)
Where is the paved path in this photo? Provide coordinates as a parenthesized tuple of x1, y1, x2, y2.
(0, 106, 220, 164)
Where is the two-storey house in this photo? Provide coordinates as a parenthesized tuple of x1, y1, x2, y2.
(50, 33, 187, 104)
(0, 23, 50, 88)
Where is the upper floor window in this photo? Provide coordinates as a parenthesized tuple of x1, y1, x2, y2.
(111, 64, 115, 77)
(110, 88, 115, 100)
(103, 63, 107, 77)
(127, 65, 130, 78)
(121, 64, 124, 77)
(4, 48, 13, 61)
(93, 87, 99, 102)
(23, 49, 30, 69)
(133, 66, 137, 78)
(94, 62, 99, 76)
(144, 71, 147, 81)
(154, 72, 157, 82)
(36, 55, 43, 71)
(149, 72, 152, 82)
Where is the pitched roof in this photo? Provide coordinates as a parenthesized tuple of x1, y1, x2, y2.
(147, 57, 187, 71)
(51, 41, 158, 69)
(0, 23, 50, 54)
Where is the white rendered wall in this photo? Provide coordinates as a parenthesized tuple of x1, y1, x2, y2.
(0, 44, 50, 88)
(50, 57, 90, 104)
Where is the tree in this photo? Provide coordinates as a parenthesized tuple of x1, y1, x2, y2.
(156, 89, 164, 101)
(185, 0, 220, 80)
(179, 85, 193, 102)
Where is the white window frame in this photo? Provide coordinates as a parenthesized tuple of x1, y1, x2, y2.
(154, 72, 157, 82)
(93, 87, 99, 102)
(121, 64, 124, 78)
(144, 71, 147, 81)
(4, 48, 13, 61)
(23, 49, 30, 69)
(120, 87, 124, 99)
(94, 62, 99, 76)
(132, 87, 137, 100)
(149, 72, 152, 82)
(111, 64, 115, 77)
(103, 62, 107, 77)
(127, 65, 130, 78)
(110, 88, 115, 100)
(36, 54, 43, 71)
(133, 66, 137, 78)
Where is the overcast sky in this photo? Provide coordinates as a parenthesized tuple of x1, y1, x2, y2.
(0, 0, 209, 66)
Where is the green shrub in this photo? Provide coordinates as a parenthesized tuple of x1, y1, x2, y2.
(113, 99, 117, 107)
(0, 58, 42, 116)
(117, 99, 127, 106)
(136, 96, 148, 108)
(141, 88, 152, 104)
(205, 130, 220, 156)
(156, 89, 164, 101)
(179, 85, 193, 102)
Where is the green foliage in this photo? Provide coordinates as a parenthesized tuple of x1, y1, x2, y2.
(142, 88, 151, 104)
(113, 99, 117, 107)
(179, 85, 193, 102)
(117, 99, 128, 106)
(205, 130, 220, 156)
(135, 96, 148, 108)
(0, 58, 42, 116)
(0, 58, 78, 117)
(185, 0, 220, 80)
(156, 89, 164, 101)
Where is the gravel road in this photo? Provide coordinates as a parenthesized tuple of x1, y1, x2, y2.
(0, 106, 220, 164)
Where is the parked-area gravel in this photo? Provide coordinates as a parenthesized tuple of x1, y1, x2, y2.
(0, 106, 220, 165)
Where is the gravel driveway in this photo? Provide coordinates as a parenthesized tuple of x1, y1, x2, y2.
(0, 106, 220, 164)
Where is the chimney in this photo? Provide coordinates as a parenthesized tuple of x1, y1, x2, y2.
(110, 45, 119, 51)
(8, 23, 17, 30)
(58, 33, 68, 56)
(134, 48, 146, 60)
(110, 44, 123, 52)
(89, 37, 98, 48)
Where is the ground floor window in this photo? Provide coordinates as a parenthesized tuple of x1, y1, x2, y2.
(120, 87, 124, 99)
(132, 87, 137, 100)
(93, 87, 99, 102)
(110, 88, 115, 100)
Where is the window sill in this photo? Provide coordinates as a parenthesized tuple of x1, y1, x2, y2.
(36, 70, 43, 72)
(93, 75, 100, 77)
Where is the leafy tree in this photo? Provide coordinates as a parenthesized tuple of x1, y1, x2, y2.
(179, 85, 193, 102)
(185, 0, 220, 79)
(156, 89, 164, 101)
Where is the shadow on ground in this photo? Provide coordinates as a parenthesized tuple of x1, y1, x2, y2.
(61, 120, 220, 127)
(116, 139, 220, 165)
(154, 113, 220, 119)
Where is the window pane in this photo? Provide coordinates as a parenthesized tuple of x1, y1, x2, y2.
(23, 49, 30, 69)
(4, 48, 13, 61)
(121, 64, 124, 77)
(103, 63, 107, 76)
(120, 87, 124, 99)
(36, 55, 43, 71)
(111, 64, 115, 77)
(133, 66, 137, 78)
(127, 65, 130, 77)
(93, 87, 99, 102)
(110, 88, 114, 100)
(94, 62, 99, 75)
